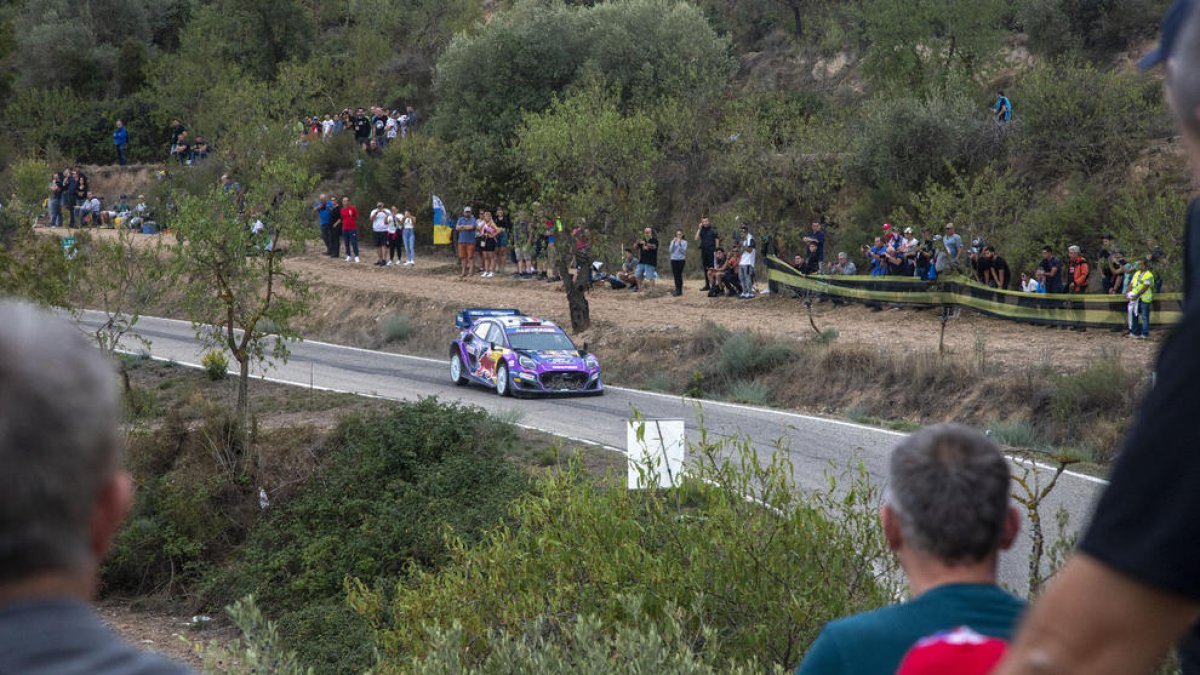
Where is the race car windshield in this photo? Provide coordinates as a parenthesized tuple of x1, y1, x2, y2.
(508, 330, 577, 352)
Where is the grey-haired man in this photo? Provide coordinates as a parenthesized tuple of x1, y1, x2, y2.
(796, 424, 1024, 675)
(0, 301, 193, 674)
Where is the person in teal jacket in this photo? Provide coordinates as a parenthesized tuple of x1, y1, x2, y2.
(796, 424, 1026, 675)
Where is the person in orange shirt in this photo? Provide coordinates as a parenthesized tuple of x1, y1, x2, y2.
(1066, 245, 1091, 293)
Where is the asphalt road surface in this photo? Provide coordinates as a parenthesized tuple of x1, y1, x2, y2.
(79, 310, 1109, 595)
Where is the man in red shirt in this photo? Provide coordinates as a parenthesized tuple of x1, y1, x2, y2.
(340, 196, 360, 263)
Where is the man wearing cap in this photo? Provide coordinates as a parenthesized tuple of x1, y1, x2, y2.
(455, 207, 478, 277)
(996, 2, 1200, 672)
(796, 424, 1025, 675)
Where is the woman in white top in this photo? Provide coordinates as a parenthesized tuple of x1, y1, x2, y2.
(369, 203, 392, 267)
(401, 209, 416, 265)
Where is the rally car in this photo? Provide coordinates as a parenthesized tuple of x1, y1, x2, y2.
(448, 309, 603, 397)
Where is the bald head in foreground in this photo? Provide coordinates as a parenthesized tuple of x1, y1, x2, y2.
(0, 300, 192, 674)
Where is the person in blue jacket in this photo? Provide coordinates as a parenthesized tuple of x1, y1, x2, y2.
(113, 120, 128, 166)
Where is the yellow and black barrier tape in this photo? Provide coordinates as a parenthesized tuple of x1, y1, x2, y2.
(766, 256, 1183, 329)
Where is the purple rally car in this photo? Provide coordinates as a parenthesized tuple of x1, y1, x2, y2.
(448, 308, 603, 397)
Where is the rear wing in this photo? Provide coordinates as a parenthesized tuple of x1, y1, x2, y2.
(455, 308, 521, 329)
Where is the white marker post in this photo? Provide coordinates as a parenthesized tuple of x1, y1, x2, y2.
(627, 418, 685, 489)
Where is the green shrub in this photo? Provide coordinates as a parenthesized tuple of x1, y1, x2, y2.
(275, 602, 375, 675)
(989, 420, 1046, 450)
(213, 399, 528, 611)
(350, 440, 898, 671)
(848, 94, 990, 193)
(1015, 60, 1165, 179)
(381, 312, 414, 343)
(726, 379, 771, 406)
(202, 349, 229, 381)
(716, 333, 793, 379)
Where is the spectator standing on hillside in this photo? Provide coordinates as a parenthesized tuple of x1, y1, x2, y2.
(634, 227, 659, 292)
(401, 209, 416, 266)
(796, 424, 1024, 675)
(455, 207, 477, 277)
(696, 216, 720, 291)
(494, 206, 513, 275)
(865, 236, 887, 276)
(112, 120, 128, 167)
(63, 170, 78, 228)
(941, 223, 964, 272)
(1099, 234, 1124, 293)
(669, 229, 688, 296)
(313, 194, 337, 257)
(1127, 259, 1155, 339)
(340, 196, 360, 263)
(737, 225, 757, 298)
(47, 172, 63, 228)
(1066, 245, 1091, 292)
(478, 210, 499, 278)
(804, 222, 826, 268)
(512, 211, 532, 278)
(994, 91, 1013, 125)
(0, 301, 195, 675)
(351, 108, 371, 149)
(370, 203, 391, 267)
(1039, 247, 1064, 293)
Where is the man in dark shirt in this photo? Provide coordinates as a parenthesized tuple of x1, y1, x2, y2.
(0, 301, 193, 675)
(803, 222, 827, 267)
(1038, 247, 1063, 293)
(695, 217, 720, 290)
(634, 227, 659, 291)
(982, 246, 1010, 289)
(997, 3, 1200, 672)
(352, 108, 371, 147)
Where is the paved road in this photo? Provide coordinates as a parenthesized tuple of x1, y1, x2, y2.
(80, 310, 1108, 595)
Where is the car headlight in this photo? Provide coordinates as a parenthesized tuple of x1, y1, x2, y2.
(518, 355, 537, 371)
(585, 355, 599, 369)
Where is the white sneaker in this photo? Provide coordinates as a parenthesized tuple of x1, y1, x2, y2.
(345, 255, 351, 262)
(354, 256, 360, 263)
(385, 261, 393, 266)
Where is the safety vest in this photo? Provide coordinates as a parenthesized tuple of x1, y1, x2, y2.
(1131, 270, 1155, 304)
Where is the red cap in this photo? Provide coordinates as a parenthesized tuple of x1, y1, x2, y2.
(896, 627, 1008, 675)
(882, 223, 892, 230)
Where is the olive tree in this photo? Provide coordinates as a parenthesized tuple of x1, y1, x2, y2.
(171, 156, 316, 440)
(514, 81, 660, 331)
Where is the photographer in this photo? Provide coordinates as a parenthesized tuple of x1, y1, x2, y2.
(863, 237, 887, 276)
(634, 227, 659, 292)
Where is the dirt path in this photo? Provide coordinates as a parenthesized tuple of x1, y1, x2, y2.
(97, 600, 222, 668)
(47, 227, 1158, 371)
(288, 248, 1158, 372)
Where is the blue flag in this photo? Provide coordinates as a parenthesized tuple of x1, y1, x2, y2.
(432, 195, 445, 225)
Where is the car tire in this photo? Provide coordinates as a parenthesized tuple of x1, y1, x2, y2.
(450, 352, 468, 386)
(496, 363, 512, 397)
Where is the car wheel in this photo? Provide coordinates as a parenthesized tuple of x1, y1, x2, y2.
(450, 352, 467, 386)
(496, 363, 511, 397)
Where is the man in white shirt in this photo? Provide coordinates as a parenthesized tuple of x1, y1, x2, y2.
(737, 225, 756, 298)
(369, 203, 391, 267)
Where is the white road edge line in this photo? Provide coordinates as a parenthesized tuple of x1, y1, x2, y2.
(107, 312, 1109, 487)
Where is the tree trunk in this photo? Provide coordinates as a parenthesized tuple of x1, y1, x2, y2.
(237, 355, 250, 434)
(558, 249, 591, 333)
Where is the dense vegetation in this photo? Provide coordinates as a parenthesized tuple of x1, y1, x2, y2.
(0, 0, 1186, 284)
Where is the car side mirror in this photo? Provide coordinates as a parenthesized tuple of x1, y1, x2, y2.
(463, 334, 473, 343)
(489, 343, 496, 352)
(579, 342, 589, 357)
